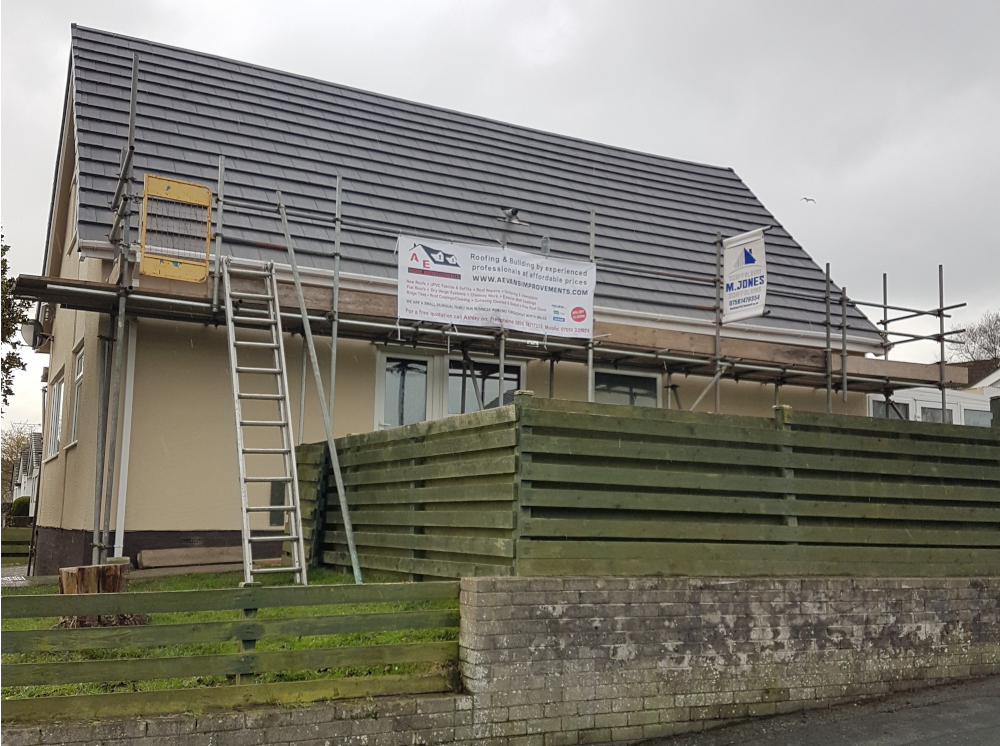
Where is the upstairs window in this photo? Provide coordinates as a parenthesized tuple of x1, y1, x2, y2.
(46, 377, 64, 458)
(70, 347, 85, 442)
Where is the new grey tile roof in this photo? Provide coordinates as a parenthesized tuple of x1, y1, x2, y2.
(66, 25, 880, 345)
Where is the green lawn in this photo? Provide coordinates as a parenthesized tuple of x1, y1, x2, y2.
(1, 569, 459, 699)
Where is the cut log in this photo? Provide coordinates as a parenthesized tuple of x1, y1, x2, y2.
(56, 563, 145, 628)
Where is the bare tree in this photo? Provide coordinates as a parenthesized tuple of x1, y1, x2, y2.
(1, 421, 34, 503)
(948, 309, 1000, 364)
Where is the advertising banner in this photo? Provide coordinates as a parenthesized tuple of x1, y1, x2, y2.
(396, 235, 596, 338)
(722, 228, 767, 324)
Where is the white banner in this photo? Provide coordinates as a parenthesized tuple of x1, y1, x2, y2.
(397, 235, 596, 338)
(722, 228, 767, 324)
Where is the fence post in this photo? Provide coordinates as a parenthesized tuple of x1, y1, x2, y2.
(773, 406, 798, 536)
(237, 582, 261, 685)
(513, 391, 535, 577)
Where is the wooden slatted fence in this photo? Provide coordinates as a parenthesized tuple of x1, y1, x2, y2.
(515, 396, 1000, 577)
(315, 393, 999, 579)
(1, 581, 460, 722)
(1, 527, 32, 567)
(324, 406, 518, 580)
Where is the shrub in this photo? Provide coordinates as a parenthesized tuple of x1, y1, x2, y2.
(10, 495, 29, 517)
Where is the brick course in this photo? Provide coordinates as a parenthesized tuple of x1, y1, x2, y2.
(4, 577, 997, 745)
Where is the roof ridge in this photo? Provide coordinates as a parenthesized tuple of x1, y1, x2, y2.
(70, 24, 737, 177)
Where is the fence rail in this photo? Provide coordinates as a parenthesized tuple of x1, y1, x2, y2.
(316, 393, 1000, 579)
(1, 581, 460, 722)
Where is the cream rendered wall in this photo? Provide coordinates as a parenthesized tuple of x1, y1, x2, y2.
(105, 326, 375, 533)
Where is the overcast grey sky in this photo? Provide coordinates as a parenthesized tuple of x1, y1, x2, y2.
(2, 0, 997, 422)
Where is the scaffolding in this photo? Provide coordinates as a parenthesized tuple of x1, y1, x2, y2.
(202, 158, 967, 419)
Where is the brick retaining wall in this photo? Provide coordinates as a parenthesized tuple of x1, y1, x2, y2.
(5, 576, 998, 745)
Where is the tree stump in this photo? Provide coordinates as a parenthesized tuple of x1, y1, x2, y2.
(55, 563, 148, 628)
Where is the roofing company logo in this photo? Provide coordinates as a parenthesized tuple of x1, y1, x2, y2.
(735, 247, 757, 269)
(407, 243, 462, 280)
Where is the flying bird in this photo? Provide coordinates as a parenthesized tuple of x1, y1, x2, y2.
(800, 197, 817, 204)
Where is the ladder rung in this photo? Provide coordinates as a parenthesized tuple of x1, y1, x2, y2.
(242, 447, 291, 454)
(245, 476, 293, 483)
(234, 341, 280, 348)
(252, 565, 303, 574)
(240, 419, 289, 427)
(230, 291, 274, 301)
(250, 534, 298, 543)
(246, 505, 295, 512)
(236, 317, 277, 327)
(236, 366, 282, 374)
(228, 267, 272, 277)
(238, 393, 284, 400)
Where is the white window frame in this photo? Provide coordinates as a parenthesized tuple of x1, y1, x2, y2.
(374, 349, 438, 430)
(69, 342, 85, 445)
(45, 374, 65, 460)
(593, 367, 663, 408)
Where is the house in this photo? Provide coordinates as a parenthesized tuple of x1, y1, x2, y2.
(7, 429, 43, 516)
(16, 26, 969, 574)
(868, 360, 998, 426)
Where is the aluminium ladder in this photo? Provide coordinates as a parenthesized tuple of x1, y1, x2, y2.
(221, 258, 308, 585)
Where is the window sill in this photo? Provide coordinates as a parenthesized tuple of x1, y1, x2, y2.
(64, 441, 78, 451)
(42, 452, 59, 465)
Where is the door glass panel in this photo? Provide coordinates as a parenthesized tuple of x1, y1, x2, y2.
(384, 358, 427, 428)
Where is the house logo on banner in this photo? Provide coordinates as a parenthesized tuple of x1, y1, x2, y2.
(722, 228, 768, 324)
(397, 235, 596, 339)
(408, 245, 462, 280)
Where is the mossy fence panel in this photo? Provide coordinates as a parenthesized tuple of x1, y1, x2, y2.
(515, 396, 1000, 577)
(323, 406, 518, 580)
(1, 581, 460, 722)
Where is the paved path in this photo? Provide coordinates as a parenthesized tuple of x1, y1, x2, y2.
(647, 677, 1000, 746)
(1, 563, 31, 588)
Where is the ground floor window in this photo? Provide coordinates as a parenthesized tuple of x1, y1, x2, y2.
(920, 406, 954, 424)
(594, 371, 659, 408)
(376, 348, 525, 429)
(962, 409, 992, 427)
